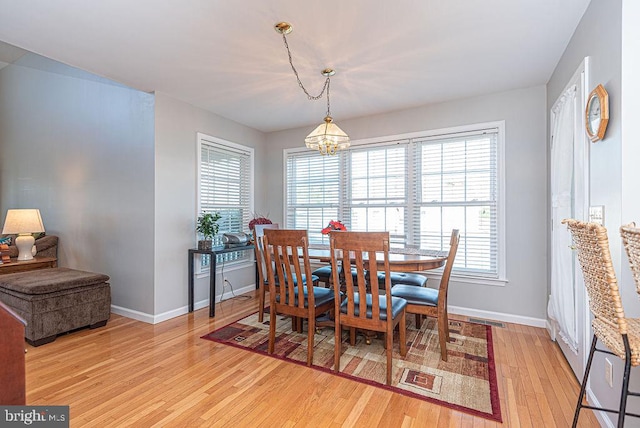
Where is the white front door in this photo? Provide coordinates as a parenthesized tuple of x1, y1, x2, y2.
(548, 58, 590, 379)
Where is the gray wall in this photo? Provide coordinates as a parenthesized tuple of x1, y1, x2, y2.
(265, 85, 549, 323)
(0, 55, 274, 321)
(547, 0, 626, 425)
(154, 92, 267, 317)
(0, 55, 156, 314)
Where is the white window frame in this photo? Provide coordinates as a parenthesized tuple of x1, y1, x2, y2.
(283, 121, 507, 286)
(197, 132, 254, 274)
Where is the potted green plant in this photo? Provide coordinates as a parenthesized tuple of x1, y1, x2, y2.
(196, 212, 221, 250)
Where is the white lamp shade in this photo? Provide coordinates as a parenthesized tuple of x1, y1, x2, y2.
(2, 209, 45, 234)
(2, 209, 45, 261)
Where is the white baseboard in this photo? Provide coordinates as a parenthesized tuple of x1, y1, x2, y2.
(448, 305, 547, 328)
(218, 284, 256, 302)
(546, 320, 557, 341)
(111, 283, 257, 324)
(110, 305, 155, 324)
(587, 387, 614, 427)
(114, 288, 546, 327)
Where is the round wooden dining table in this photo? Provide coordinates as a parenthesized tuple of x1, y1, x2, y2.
(307, 245, 447, 272)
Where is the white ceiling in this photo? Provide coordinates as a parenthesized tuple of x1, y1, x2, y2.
(0, 0, 590, 133)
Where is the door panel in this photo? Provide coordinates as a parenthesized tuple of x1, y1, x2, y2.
(549, 59, 589, 380)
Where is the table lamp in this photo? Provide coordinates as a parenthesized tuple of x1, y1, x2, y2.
(2, 209, 45, 261)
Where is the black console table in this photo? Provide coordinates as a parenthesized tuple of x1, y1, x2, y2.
(188, 245, 255, 317)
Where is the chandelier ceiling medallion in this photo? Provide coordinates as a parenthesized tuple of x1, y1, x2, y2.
(275, 21, 350, 156)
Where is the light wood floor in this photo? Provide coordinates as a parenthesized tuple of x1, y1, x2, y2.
(24, 291, 599, 427)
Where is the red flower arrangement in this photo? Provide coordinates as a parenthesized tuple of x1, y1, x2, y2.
(321, 220, 347, 234)
(248, 215, 273, 231)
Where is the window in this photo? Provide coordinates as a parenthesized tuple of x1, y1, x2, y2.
(286, 151, 341, 245)
(285, 122, 505, 280)
(198, 133, 254, 269)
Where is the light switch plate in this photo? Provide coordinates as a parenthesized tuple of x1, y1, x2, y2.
(589, 206, 605, 225)
(605, 358, 613, 388)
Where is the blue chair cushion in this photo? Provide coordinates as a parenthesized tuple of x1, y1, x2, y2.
(370, 272, 428, 287)
(312, 266, 359, 284)
(264, 273, 318, 287)
(275, 286, 335, 308)
(312, 265, 332, 281)
(390, 284, 438, 306)
(287, 273, 319, 285)
(340, 293, 407, 320)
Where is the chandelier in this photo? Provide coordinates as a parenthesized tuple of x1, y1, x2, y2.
(275, 22, 350, 156)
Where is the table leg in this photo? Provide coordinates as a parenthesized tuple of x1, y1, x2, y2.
(188, 251, 194, 313)
(209, 254, 216, 318)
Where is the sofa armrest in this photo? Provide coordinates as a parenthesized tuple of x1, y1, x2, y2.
(35, 235, 58, 258)
(2, 235, 58, 259)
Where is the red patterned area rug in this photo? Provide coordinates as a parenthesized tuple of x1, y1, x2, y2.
(202, 310, 501, 422)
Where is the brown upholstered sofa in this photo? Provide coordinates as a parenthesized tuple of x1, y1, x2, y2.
(0, 234, 58, 259)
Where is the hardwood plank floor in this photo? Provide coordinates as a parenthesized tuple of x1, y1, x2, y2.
(23, 291, 600, 427)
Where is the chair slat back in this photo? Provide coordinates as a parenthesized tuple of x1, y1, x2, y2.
(621, 222, 640, 296)
(438, 229, 460, 307)
(563, 219, 627, 334)
(253, 224, 279, 287)
(330, 231, 391, 324)
(263, 229, 315, 310)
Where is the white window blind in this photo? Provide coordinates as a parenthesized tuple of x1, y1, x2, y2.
(345, 143, 409, 248)
(286, 151, 341, 245)
(414, 130, 498, 276)
(285, 124, 502, 279)
(198, 134, 253, 266)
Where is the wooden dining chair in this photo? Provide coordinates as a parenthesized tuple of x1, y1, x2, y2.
(565, 219, 640, 428)
(330, 231, 407, 385)
(262, 229, 335, 366)
(390, 229, 460, 361)
(253, 223, 279, 322)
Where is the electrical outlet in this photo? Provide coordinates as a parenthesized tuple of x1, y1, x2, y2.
(605, 358, 613, 388)
(589, 205, 605, 225)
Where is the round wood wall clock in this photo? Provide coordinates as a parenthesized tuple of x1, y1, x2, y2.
(585, 84, 609, 142)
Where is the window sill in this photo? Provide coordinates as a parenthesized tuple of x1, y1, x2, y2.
(423, 271, 509, 287)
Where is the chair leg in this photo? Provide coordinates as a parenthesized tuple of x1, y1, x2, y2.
(618, 334, 632, 428)
(386, 324, 393, 386)
(307, 315, 315, 367)
(415, 313, 422, 329)
(443, 309, 450, 342)
(334, 319, 342, 374)
(291, 316, 303, 332)
(399, 311, 407, 357)
(572, 334, 598, 428)
(268, 305, 277, 355)
(437, 314, 448, 361)
(258, 284, 265, 323)
(350, 327, 356, 346)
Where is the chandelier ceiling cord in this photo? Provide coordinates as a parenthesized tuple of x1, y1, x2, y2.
(275, 22, 350, 156)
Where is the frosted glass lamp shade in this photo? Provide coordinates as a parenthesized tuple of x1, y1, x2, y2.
(2, 209, 45, 261)
(305, 116, 350, 156)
